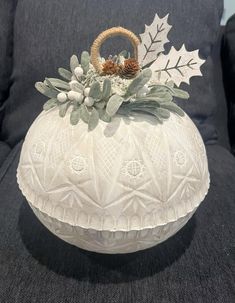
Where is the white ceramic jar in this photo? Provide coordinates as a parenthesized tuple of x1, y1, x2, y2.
(17, 108, 209, 253)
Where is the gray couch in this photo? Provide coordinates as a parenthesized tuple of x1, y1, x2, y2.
(0, 1, 234, 302)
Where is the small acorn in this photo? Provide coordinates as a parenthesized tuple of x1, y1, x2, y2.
(102, 59, 119, 75)
(118, 58, 139, 79)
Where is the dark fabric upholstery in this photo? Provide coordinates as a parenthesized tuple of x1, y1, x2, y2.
(222, 14, 235, 155)
(0, 0, 16, 128)
(0, 1, 234, 302)
(0, 0, 223, 146)
(212, 27, 230, 149)
(0, 143, 234, 303)
(0, 142, 11, 168)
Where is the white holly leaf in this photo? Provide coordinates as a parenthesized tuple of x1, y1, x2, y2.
(138, 14, 172, 68)
(150, 45, 205, 87)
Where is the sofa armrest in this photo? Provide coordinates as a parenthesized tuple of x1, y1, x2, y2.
(0, 0, 16, 102)
(221, 14, 235, 155)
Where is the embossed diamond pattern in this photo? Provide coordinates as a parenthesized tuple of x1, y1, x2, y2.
(17, 109, 209, 253)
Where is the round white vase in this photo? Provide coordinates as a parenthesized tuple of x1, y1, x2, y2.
(17, 108, 209, 254)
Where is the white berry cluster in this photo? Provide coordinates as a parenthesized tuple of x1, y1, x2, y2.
(56, 66, 94, 107)
(94, 74, 132, 96)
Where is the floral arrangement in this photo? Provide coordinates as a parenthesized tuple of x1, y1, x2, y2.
(35, 14, 205, 131)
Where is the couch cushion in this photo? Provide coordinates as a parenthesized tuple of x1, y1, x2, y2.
(222, 14, 235, 155)
(0, 142, 11, 169)
(212, 28, 230, 150)
(0, 0, 223, 146)
(0, 143, 234, 302)
(0, 0, 16, 127)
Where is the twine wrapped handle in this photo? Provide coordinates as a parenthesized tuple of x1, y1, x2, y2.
(90, 27, 140, 74)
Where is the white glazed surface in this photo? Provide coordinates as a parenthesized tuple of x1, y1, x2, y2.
(17, 108, 210, 253)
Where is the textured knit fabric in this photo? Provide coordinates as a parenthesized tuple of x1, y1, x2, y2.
(222, 14, 235, 155)
(0, 0, 16, 131)
(212, 28, 229, 149)
(0, 142, 10, 168)
(0, 144, 234, 303)
(0, 0, 223, 146)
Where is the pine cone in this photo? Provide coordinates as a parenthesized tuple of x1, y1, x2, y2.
(102, 60, 119, 75)
(118, 58, 140, 79)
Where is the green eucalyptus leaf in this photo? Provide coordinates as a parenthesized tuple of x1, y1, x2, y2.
(43, 98, 57, 111)
(120, 101, 160, 115)
(70, 108, 80, 125)
(106, 94, 124, 117)
(102, 79, 111, 100)
(58, 68, 72, 81)
(150, 84, 189, 100)
(97, 109, 112, 122)
(151, 114, 163, 124)
(148, 92, 171, 98)
(150, 84, 174, 95)
(70, 81, 84, 93)
(35, 82, 58, 98)
(118, 50, 128, 58)
(155, 108, 171, 119)
(160, 102, 185, 117)
(88, 108, 99, 131)
(89, 81, 101, 99)
(59, 102, 70, 117)
(145, 92, 173, 103)
(129, 107, 163, 124)
(80, 104, 90, 123)
(149, 86, 167, 94)
(172, 88, 190, 99)
(45, 78, 58, 91)
(126, 100, 160, 108)
(134, 97, 161, 106)
(142, 108, 163, 123)
(166, 81, 174, 88)
(44, 78, 70, 90)
(70, 55, 79, 73)
(126, 68, 152, 96)
(95, 101, 106, 109)
(81, 51, 90, 74)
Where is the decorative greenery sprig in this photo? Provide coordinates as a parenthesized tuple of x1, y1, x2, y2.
(35, 51, 189, 131)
